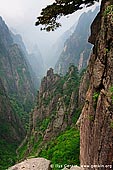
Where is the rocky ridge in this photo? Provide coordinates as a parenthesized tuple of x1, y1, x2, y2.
(11, 33, 44, 89)
(45, 21, 77, 69)
(0, 16, 36, 112)
(55, 7, 99, 75)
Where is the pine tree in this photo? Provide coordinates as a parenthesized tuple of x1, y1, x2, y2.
(36, 0, 99, 31)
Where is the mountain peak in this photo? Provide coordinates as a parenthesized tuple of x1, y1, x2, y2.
(47, 68, 54, 76)
(40, 68, 60, 94)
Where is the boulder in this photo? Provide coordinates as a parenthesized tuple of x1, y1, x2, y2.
(8, 158, 51, 170)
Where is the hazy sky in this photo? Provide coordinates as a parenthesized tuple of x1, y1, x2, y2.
(0, 0, 99, 60)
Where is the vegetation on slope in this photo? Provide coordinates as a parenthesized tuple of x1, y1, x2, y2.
(39, 128, 80, 169)
(0, 79, 26, 169)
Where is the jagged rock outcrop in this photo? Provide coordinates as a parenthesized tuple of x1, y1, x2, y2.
(0, 16, 36, 112)
(55, 7, 99, 75)
(78, 0, 113, 169)
(17, 66, 80, 162)
(8, 158, 51, 170)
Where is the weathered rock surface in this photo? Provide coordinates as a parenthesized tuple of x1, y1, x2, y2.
(8, 158, 51, 170)
(78, 0, 113, 169)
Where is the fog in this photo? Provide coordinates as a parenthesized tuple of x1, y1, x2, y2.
(0, 0, 100, 64)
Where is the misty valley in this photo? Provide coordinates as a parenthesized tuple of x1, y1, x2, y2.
(0, 0, 113, 170)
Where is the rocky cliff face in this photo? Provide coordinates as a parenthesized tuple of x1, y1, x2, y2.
(78, 0, 113, 168)
(0, 16, 36, 112)
(55, 7, 99, 75)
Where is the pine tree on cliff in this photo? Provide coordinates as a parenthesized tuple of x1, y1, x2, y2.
(35, 0, 99, 31)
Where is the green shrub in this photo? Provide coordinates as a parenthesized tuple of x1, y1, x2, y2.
(0, 140, 17, 169)
(40, 118, 50, 131)
(110, 121, 113, 129)
(109, 86, 113, 103)
(72, 108, 82, 124)
(87, 115, 94, 121)
(42, 96, 52, 106)
(104, 5, 113, 16)
(93, 91, 99, 111)
(93, 92, 99, 102)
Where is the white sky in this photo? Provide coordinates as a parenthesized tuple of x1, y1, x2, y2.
(0, 0, 99, 60)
